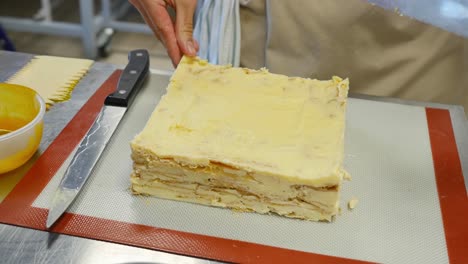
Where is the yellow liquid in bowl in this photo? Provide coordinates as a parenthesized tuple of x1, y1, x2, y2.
(0, 83, 44, 174)
(0, 117, 29, 131)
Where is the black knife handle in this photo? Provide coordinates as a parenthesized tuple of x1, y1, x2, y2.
(104, 49, 150, 107)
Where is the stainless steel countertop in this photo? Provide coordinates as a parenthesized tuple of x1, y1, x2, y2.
(0, 51, 221, 264)
(0, 225, 219, 264)
(0, 51, 466, 264)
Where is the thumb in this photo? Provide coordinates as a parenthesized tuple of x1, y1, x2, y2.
(174, 0, 198, 57)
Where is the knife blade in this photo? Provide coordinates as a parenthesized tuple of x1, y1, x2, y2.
(46, 49, 149, 229)
(366, 0, 468, 38)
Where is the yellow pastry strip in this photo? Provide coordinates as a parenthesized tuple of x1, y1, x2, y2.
(7, 56, 93, 109)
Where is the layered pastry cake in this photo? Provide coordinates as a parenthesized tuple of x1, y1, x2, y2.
(130, 56, 349, 221)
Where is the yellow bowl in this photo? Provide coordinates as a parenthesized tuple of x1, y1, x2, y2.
(0, 83, 45, 174)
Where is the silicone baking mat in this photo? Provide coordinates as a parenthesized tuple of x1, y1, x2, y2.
(0, 71, 466, 263)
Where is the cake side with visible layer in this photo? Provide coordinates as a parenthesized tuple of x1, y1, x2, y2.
(130, 56, 349, 221)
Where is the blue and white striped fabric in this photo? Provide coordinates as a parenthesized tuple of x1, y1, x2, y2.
(193, 0, 241, 66)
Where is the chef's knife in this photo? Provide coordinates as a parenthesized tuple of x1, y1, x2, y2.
(46, 49, 149, 229)
(366, 0, 468, 38)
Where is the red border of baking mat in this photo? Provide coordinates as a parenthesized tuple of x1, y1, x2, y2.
(0, 70, 466, 263)
(426, 108, 468, 263)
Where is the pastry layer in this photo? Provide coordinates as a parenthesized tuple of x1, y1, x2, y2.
(132, 181, 336, 221)
(131, 148, 340, 220)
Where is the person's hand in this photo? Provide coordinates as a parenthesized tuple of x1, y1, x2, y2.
(129, 0, 199, 66)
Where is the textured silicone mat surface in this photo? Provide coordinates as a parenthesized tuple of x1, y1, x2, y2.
(33, 74, 448, 263)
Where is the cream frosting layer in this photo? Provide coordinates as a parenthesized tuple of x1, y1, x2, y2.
(131, 56, 349, 187)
